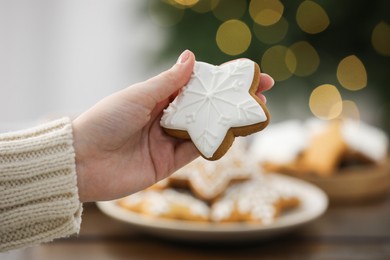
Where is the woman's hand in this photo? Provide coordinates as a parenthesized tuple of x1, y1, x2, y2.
(72, 50, 274, 202)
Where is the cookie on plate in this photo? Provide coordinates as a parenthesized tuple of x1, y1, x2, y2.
(160, 59, 270, 160)
(210, 176, 300, 224)
(117, 189, 210, 222)
(252, 118, 389, 177)
(299, 120, 347, 176)
(168, 142, 255, 201)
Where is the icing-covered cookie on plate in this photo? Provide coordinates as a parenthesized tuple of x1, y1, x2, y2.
(160, 59, 270, 160)
(117, 189, 210, 222)
(210, 176, 300, 224)
(169, 142, 255, 201)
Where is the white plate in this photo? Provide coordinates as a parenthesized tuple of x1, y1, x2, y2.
(96, 174, 328, 242)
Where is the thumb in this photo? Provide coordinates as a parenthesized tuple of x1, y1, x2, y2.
(144, 50, 195, 103)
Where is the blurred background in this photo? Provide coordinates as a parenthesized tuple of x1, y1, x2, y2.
(0, 0, 389, 134)
(1, 2, 389, 258)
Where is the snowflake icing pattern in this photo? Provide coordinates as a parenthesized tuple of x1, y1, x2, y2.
(161, 59, 267, 158)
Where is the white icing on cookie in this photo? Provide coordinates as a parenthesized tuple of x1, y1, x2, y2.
(211, 177, 280, 224)
(161, 59, 268, 158)
(169, 142, 255, 200)
(341, 119, 389, 162)
(119, 189, 210, 220)
(250, 120, 309, 164)
(211, 173, 300, 224)
(251, 118, 389, 167)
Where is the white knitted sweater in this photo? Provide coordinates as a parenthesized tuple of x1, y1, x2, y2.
(0, 118, 82, 252)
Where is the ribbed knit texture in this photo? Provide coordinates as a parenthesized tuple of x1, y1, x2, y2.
(0, 118, 82, 252)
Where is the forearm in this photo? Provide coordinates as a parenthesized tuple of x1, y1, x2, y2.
(0, 118, 82, 252)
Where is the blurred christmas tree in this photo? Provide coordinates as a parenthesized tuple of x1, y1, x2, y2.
(145, 0, 390, 133)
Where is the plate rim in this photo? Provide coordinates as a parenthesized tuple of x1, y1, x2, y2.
(96, 173, 328, 237)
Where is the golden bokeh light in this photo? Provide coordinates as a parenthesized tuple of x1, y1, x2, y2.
(148, 1, 184, 27)
(212, 0, 247, 21)
(216, 19, 252, 56)
(337, 55, 367, 91)
(288, 41, 320, 76)
(309, 84, 342, 120)
(371, 21, 390, 56)
(249, 0, 284, 26)
(253, 17, 289, 44)
(337, 100, 360, 121)
(173, 0, 199, 7)
(296, 1, 329, 34)
(192, 0, 219, 13)
(261, 45, 296, 81)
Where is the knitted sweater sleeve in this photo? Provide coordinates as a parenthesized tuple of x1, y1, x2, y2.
(0, 118, 82, 252)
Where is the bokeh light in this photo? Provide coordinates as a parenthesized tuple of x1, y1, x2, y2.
(216, 19, 252, 56)
(253, 17, 289, 44)
(288, 41, 320, 76)
(309, 84, 342, 120)
(145, 0, 390, 135)
(337, 55, 367, 91)
(371, 21, 390, 57)
(338, 100, 360, 121)
(212, 0, 247, 21)
(261, 45, 296, 81)
(249, 0, 284, 26)
(172, 0, 199, 7)
(191, 0, 219, 13)
(296, 0, 329, 34)
(148, 1, 184, 27)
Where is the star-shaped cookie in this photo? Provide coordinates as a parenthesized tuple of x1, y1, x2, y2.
(168, 143, 255, 201)
(160, 59, 270, 160)
(210, 176, 300, 224)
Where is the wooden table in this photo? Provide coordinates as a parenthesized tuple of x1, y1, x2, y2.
(2, 194, 390, 260)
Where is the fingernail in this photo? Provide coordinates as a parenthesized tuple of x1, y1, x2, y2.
(177, 50, 190, 64)
(262, 73, 275, 87)
(269, 76, 275, 87)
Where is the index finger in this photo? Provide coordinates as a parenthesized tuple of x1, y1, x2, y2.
(255, 73, 274, 103)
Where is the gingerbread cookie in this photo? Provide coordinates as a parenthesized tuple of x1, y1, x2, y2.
(341, 119, 389, 164)
(252, 118, 389, 177)
(169, 142, 254, 201)
(210, 176, 300, 224)
(160, 59, 270, 160)
(118, 189, 210, 222)
(299, 120, 347, 176)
